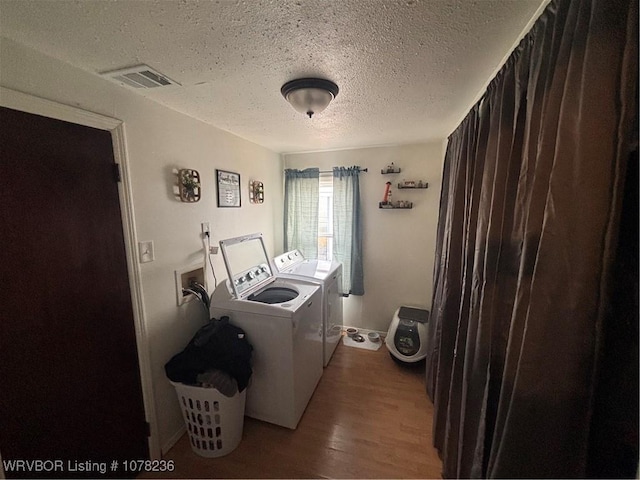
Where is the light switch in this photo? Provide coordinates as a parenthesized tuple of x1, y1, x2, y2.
(139, 241, 154, 263)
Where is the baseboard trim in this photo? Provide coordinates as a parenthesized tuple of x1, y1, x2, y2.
(162, 425, 186, 456)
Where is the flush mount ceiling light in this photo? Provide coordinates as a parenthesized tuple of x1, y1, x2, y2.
(281, 78, 339, 118)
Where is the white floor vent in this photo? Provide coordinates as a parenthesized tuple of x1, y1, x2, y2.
(101, 65, 180, 89)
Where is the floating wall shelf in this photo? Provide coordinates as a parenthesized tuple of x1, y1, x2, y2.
(397, 182, 429, 189)
(379, 202, 413, 209)
(379, 165, 428, 209)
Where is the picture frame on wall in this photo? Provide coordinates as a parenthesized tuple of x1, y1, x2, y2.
(216, 169, 241, 207)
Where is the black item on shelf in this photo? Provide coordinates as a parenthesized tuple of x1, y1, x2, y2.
(165, 316, 253, 392)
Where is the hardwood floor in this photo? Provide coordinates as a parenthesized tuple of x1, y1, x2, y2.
(144, 340, 443, 479)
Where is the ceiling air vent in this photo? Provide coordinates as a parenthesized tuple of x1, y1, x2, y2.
(101, 65, 180, 89)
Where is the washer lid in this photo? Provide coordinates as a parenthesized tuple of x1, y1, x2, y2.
(219, 232, 275, 299)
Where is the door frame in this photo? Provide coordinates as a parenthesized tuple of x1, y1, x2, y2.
(0, 87, 160, 460)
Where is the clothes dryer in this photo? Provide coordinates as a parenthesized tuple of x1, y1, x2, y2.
(210, 233, 323, 430)
(272, 250, 343, 367)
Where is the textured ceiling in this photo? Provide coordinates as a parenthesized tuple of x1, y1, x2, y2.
(0, 0, 546, 153)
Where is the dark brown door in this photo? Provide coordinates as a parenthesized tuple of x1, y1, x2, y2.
(0, 107, 148, 478)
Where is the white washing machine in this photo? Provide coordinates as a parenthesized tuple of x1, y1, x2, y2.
(209, 233, 323, 430)
(272, 250, 343, 367)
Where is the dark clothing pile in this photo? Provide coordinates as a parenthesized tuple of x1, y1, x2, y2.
(165, 316, 253, 393)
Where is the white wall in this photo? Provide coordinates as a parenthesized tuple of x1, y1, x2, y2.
(1, 38, 284, 454)
(284, 143, 445, 333)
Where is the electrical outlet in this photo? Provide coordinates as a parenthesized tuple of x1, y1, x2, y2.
(201, 222, 210, 235)
(209, 246, 219, 255)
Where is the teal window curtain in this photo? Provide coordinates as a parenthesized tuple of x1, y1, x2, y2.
(284, 168, 319, 258)
(333, 166, 364, 295)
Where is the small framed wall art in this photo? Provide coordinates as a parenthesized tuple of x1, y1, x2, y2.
(216, 169, 241, 207)
(249, 180, 264, 204)
(177, 168, 201, 203)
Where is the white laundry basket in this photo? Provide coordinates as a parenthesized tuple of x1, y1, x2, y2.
(171, 381, 246, 458)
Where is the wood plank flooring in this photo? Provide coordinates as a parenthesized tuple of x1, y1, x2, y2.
(144, 340, 443, 479)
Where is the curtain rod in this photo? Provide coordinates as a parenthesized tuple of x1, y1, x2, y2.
(319, 167, 368, 173)
(284, 167, 368, 174)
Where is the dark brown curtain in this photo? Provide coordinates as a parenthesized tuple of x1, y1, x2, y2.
(424, 0, 638, 477)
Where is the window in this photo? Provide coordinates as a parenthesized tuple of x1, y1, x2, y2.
(318, 172, 333, 261)
(284, 166, 363, 295)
